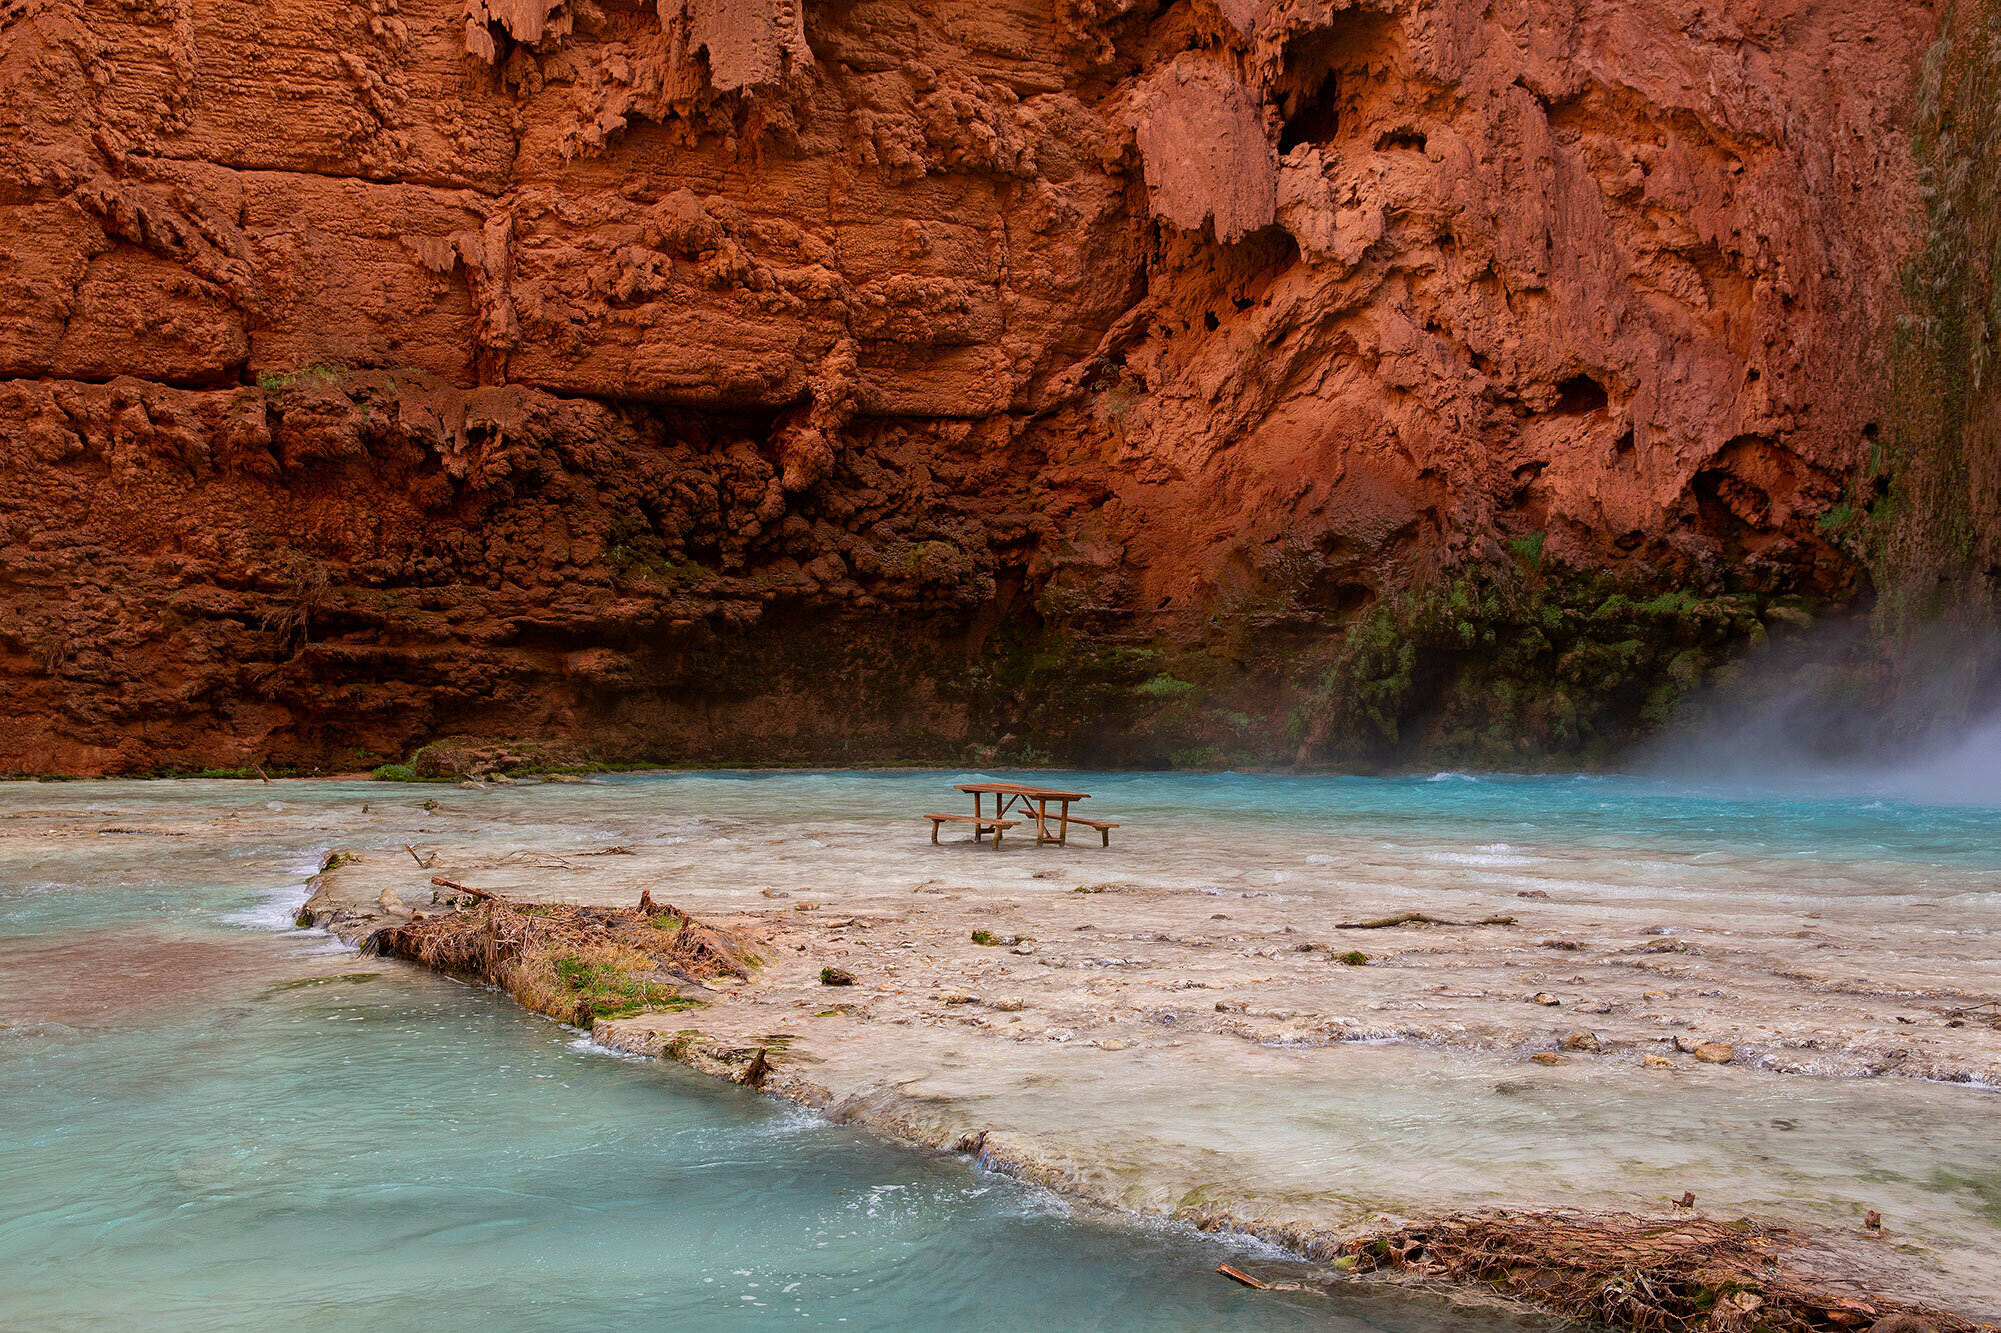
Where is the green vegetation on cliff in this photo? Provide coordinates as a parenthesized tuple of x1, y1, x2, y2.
(1870, 0, 2001, 635)
(1290, 569, 1778, 769)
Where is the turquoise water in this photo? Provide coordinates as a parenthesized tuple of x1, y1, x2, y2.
(0, 781, 1556, 1332)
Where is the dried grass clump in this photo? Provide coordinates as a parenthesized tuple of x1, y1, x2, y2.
(371, 895, 758, 1026)
(1347, 1212, 1982, 1333)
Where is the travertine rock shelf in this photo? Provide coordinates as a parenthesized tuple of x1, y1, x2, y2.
(0, 0, 1945, 773)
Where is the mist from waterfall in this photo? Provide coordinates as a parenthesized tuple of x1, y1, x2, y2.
(1639, 619, 2001, 807)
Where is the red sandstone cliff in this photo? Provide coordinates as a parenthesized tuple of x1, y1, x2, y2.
(0, 0, 1947, 774)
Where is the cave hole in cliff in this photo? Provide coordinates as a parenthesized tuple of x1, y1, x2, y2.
(1278, 72, 1341, 152)
(1305, 574, 1377, 619)
(1553, 375, 1609, 416)
(1691, 466, 1773, 547)
(1204, 310, 1220, 330)
(1275, 11, 1398, 153)
(1376, 128, 1427, 153)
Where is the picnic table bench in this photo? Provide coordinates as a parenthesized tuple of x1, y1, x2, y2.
(924, 813, 1019, 846)
(927, 781, 1116, 847)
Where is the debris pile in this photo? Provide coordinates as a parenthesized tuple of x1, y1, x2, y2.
(1345, 1212, 1978, 1333)
(367, 890, 757, 1027)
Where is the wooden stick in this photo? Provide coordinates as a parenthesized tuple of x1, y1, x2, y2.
(403, 843, 425, 866)
(1217, 1264, 1268, 1289)
(430, 876, 497, 901)
(1337, 912, 1516, 929)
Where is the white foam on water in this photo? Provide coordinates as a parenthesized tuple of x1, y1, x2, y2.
(1425, 851, 1541, 867)
(222, 852, 327, 933)
(566, 1034, 649, 1061)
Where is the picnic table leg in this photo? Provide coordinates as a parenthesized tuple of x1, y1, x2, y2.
(1058, 800, 1070, 847)
(971, 790, 983, 840)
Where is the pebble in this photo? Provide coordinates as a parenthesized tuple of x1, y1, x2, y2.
(761, 888, 791, 898)
(1693, 1042, 1735, 1064)
(1532, 993, 1562, 1006)
(992, 997, 1026, 1012)
(1643, 1054, 1676, 1069)
(941, 990, 973, 1005)
(1531, 1053, 1569, 1066)
(1560, 1030, 1600, 1052)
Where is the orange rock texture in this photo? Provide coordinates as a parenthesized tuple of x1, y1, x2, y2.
(0, 0, 1947, 773)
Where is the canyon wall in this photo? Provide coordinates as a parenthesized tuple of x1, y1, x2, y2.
(0, 0, 1959, 774)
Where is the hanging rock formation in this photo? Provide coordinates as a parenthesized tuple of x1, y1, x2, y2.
(0, 0, 1970, 774)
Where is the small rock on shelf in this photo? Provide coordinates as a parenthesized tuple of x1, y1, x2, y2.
(819, 967, 856, 986)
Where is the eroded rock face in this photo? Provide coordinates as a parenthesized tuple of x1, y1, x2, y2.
(0, 0, 1947, 773)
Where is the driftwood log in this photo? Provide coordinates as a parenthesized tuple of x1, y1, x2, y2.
(1336, 912, 1517, 929)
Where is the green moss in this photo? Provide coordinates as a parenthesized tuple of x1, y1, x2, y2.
(1871, 0, 2001, 637)
(254, 364, 343, 393)
(1169, 743, 1222, 768)
(1133, 672, 1197, 700)
(1334, 951, 1369, 966)
(372, 763, 419, 782)
(970, 930, 1000, 946)
(1292, 564, 1768, 768)
(1505, 531, 1546, 568)
(142, 766, 265, 780)
(267, 972, 380, 993)
(551, 955, 689, 1020)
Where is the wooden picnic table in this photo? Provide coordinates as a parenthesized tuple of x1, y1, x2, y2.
(956, 781, 1093, 847)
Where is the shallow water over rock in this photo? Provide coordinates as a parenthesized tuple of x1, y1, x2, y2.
(4, 770, 1999, 1323)
(0, 777, 1560, 1331)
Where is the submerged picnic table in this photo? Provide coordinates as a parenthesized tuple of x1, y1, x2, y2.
(924, 781, 1119, 848)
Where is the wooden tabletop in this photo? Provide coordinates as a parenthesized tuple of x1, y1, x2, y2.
(954, 781, 1091, 801)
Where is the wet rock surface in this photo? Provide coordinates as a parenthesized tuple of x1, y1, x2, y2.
(271, 787, 2001, 1320)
